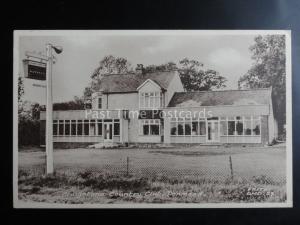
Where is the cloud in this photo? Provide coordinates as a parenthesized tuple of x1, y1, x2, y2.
(208, 47, 244, 68)
(143, 36, 184, 54)
(64, 36, 107, 48)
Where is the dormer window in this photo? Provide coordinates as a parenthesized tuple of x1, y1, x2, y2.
(139, 92, 162, 109)
(98, 97, 102, 109)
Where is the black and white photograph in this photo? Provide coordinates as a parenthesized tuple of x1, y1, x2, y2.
(13, 30, 292, 208)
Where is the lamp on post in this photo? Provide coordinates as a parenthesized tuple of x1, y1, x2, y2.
(45, 44, 63, 174)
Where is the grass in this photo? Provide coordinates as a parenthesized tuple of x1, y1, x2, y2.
(18, 169, 286, 204)
(18, 145, 287, 204)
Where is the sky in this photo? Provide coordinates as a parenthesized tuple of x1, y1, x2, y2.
(17, 32, 258, 104)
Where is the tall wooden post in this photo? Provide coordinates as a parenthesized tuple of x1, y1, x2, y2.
(46, 44, 54, 174)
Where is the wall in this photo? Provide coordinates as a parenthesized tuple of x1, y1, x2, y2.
(106, 92, 139, 110)
(261, 115, 269, 145)
(128, 117, 139, 142)
(92, 92, 139, 110)
(165, 71, 184, 106)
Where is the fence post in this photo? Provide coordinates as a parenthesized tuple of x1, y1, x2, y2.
(126, 156, 129, 176)
(229, 155, 234, 181)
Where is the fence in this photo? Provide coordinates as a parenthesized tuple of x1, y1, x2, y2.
(19, 147, 287, 185)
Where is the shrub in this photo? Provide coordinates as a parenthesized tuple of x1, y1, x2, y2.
(252, 175, 275, 185)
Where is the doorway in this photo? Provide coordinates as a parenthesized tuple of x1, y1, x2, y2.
(206, 120, 220, 142)
(104, 122, 113, 142)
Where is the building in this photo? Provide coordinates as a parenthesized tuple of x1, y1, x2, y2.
(40, 67, 278, 146)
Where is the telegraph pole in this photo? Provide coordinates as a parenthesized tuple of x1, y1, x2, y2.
(23, 44, 62, 175)
(46, 44, 54, 174)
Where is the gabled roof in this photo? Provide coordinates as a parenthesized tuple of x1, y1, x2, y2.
(96, 71, 176, 93)
(136, 79, 162, 91)
(167, 88, 272, 107)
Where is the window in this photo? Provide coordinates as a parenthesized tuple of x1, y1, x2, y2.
(59, 120, 64, 135)
(228, 121, 235, 135)
(199, 121, 206, 135)
(143, 121, 149, 135)
(90, 120, 96, 136)
(177, 120, 184, 135)
(65, 120, 70, 135)
(139, 92, 162, 108)
(253, 119, 260, 135)
(171, 118, 206, 136)
(185, 119, 191, 135)
(244, 120, 252, 135)
(114, 119, 120, 136)
(222, 116, 261, 136)
(140, 119, 160, 135)
(53, 120, 58, 135)
(84, 120, 89, 135)
(236, 120, 243, 135)
(53, 119, 121, 137)
(77, 120, 83, 135)
(170, 121, 177, 135)
(97, 120, 102, 135)
(71, 120, 76, 135)
(150, 122, 159, 135)
(98, 97, 102, 109)
(192, 121, 199, 135)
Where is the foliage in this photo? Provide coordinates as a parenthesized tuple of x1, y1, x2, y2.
(18, 76, 24, 102)
(144, 59, 227, 91)
(85, 55, 133, 99)
(91, 55, 133, 79)
(18, 101, 41, 146)
(85, 55, 227, 99)
(178, 58, 227, 91)
(238, 35, 286, 136)
(53, 96, 85, 110)
(143, 62, 177, 73)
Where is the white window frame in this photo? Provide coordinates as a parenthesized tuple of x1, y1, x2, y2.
(139, 92, 162, 109)
(170, 117, 206, 137)
(139, 119, 160, 136)
(220, 116, 261, 137)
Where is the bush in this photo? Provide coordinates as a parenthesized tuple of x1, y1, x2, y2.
(252, 175, 275, 185)
(18, 118, 40, 147)
(19, 170, 150, 192)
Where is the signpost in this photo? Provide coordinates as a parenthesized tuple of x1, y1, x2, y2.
(23, 60, 47, 80)
(45, 44, 54, 174)
(23, 44, 62, 174)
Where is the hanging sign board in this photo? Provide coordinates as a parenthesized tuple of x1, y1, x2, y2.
(23, 59, 46, 80)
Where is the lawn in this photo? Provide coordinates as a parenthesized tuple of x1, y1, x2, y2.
(18, 145, 287, 204)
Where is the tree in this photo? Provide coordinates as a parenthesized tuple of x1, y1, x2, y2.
(178, 58, 226, 91)
(143, 62, 178, 73)
(144, 59, 226, 91)
(18, 101, 41, 146)
(238, 35, 286, 137)
(84, 55, 133, 99)
(18, 76, 24, 102)
(52, 96, 85, 110)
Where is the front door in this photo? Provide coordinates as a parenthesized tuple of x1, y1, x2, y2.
(206, 120, 220, 142)
(104, 122, 113, 142)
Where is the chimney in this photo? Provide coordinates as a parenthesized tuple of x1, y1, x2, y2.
(135, 64, 144, 75)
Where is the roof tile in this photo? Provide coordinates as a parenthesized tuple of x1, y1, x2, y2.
(97, 71, 176, 93)
(168, 89, 272, 107)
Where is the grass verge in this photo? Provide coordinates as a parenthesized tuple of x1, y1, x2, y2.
(18, 169, 286, 204)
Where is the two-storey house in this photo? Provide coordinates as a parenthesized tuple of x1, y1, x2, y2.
(40, 65, 278, 146)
